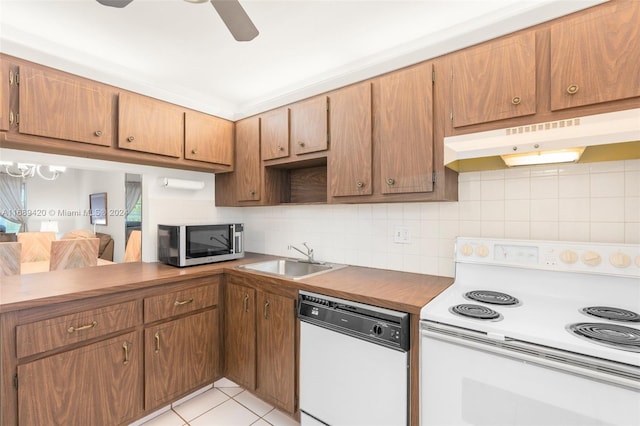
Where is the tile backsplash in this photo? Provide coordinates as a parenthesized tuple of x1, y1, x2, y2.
(236, 159, 640, 278)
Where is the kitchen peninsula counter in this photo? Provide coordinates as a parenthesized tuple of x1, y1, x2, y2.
(1, 252, 453, 314)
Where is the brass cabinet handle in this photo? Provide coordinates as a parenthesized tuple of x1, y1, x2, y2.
(67, 321, 97, 334)
(122, 342, 130, 365)
(243, 293, 249, 312)
(566, 84, 579, 95)
(94, 130, 103, 137)
(511, 96, 521, 105)
(264, 300, 270, 320)
(127, 136, 135, 142)
(154, 331, 160, 353)
(249, 190, 256, 197)
(174, 298, 194, 306)
(277, 146, 284, 151)
(298, 141, 305, 147)
(356, 181, 364, 188)
(191, 148, 198, 155)
(386, 178, 395, 186)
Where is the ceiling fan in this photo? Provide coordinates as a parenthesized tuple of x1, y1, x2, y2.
(95, 0, 259, 42)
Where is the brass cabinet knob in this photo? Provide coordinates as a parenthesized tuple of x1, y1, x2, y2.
(356, 181, 364, 188)
(191, 148, 198, 155)
(386, 178, 395, 186)
(127, 136, 135, 142)
(298, 141, 305, 147)
(277, 146, 284, 151)
(566, 84, 579, 95)
(94, 130, 103, 137)
(249, 190, 256, 196)
(511, 96, 521, 105)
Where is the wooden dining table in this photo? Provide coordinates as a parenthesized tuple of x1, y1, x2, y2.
(20, 259, 114, 275)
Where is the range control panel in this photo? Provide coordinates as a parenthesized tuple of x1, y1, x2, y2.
(298, 291, 410, 351)
(456, 237, 640, 277)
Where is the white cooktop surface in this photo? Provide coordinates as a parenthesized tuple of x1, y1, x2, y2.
(421, 238, 640, 366)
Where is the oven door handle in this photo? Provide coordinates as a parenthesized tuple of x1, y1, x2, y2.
(421, 321, 640, 390)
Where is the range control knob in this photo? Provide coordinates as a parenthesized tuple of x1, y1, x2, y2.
(475, 245, 489, 257)
(372, 324, 383, 336)
(582, 251, 601, 266)
(610, 252, 632, 268)
(560, 250, 578, 264)
(461, 244, 474, 256)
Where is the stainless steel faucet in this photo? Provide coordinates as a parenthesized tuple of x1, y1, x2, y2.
(288, 242, 316, 263)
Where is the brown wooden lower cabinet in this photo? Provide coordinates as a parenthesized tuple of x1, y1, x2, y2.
(224, 275, 298, 414)
(145, 309, 219, 410)
(18, 331, 142, 426)
(256, 290, 296, 413)
(2, 277, 223, 426)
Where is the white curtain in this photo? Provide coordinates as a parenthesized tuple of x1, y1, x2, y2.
(125, 181, 142, 217)
(0, 173, 28, 231)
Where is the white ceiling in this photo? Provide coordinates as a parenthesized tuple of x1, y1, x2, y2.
(0, 0, 603, 120)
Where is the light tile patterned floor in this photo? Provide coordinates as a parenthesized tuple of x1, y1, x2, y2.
(132, 378, 300, 426)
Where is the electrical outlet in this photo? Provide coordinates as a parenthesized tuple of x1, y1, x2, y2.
(394, 226, 411, 244)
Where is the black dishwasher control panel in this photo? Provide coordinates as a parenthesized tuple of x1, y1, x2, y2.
(298, 290, 410, 351)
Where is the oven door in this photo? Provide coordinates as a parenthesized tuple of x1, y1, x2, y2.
(185, 225, 233, 259)
(420, 321, 640, 426)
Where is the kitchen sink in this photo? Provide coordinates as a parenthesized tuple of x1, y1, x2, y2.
(237, 259, 346, 280)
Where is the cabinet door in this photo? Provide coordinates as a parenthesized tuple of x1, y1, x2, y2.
(451, 32, 536, 127)
(256, 290, 296, 413)
(18, 65, 114, 146)
(291, 95, 328, 155)
(236, 116, 261, 201)
(377, 62, 434, 194)
(224, 281, 256, 390)
(18, 331, 142, 426)
(145, 309, 218, 409)
(550, 1, 640, 111)
(185, 111, 234, 166)
(261, 107, 289, 160)
(118, 91, 184, 157)
(329, 82, 372, 197)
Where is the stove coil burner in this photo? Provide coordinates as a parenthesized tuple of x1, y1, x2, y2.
(464, 290, 520, 306)
(449, 304, 502, 321)
(581, 306, 640, 323)
(568, 322, 640, 353)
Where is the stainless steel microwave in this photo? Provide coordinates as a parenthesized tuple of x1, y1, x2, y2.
(157, 223, 244, 267)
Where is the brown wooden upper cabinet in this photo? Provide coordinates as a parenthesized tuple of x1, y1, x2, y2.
(550, 0, 640, 111)
(261, 107, 289, 160)
(0, 60, 10, 132)
(450, 32, 536, 128)
(329, 82, 372, 197)
(16, 64, 115, 146)
(235, 116, 261, 201)
(185, 111, 234, 166)
(290, 95, 328, 156)
(118, 91, 184, 158)
(376, 62, 435, 195)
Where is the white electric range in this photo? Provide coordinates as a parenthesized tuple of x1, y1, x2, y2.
(420, 237, 640, 426)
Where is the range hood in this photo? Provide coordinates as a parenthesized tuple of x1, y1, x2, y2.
(444, 108, 640, 172)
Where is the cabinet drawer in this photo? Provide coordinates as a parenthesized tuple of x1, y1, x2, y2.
(145, 283, 219, 323)
(16, 300, 141, 359)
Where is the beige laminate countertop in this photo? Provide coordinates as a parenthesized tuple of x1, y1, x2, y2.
(0, 252, 453, 314)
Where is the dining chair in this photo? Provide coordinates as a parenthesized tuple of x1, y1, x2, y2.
(123, 230, 142, 263)
(17, 232, 56, 262)
(49, 238, 100, 271)
(0, 242, 21, 276)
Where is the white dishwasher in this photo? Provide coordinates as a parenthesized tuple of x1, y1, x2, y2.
(298, 290, 410, 426)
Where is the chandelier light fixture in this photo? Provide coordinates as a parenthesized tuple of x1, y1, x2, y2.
(0, 161, 67, 180)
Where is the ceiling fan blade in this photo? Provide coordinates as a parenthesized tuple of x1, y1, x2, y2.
(210, 0, 259, 42)
(96, 0, 134, 7)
